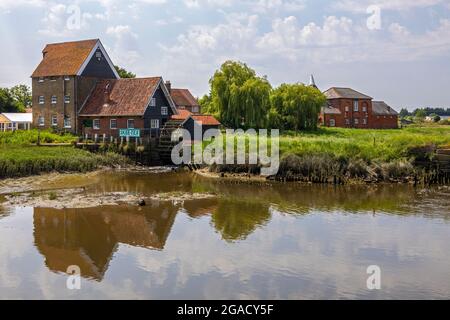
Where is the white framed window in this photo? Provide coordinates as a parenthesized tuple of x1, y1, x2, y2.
(96, 51, 102, 59)
(345, 119, 350, 125)
(51, 95, 57, 104)
(127, 119, 135, 129)
(363, 118, 367, 125)
(64, 116, 71, 128)
(93, 119, 100, 130)
(39, 96, 45, 104)
(51, 115, 58, 127)
(353, 100, 359, 112)
(192, 106, 199, 113)
(362, 105, 367, 112)
(354, 118, 359, 125)
(161, 106, 168, 116)
(50, 77, 56, 82)
(38, 116, 45, 127)
(345, 106, 349, 112)
(151, 119, 160, 129)
(64, 76, 70, 81)
(150, 98, 156, 107)
(64, 95, 70, 104)
(38, 77, 44, 83)
(110, 119, 117, 129)
(329, 119, 336, 127)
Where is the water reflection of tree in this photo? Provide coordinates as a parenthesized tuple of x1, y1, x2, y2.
(33, 203, 178, 281)
(211, 199, 271, 242)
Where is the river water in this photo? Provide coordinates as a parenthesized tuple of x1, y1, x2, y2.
(0, 171, 449, 299)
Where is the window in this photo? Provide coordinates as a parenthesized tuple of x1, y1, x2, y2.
(362, 105, 367, 112)
(151, 119, 160, 129)
(64, 76, 70, 81)
(127, 119, 135, 129)
(150, 98, 156, 107)
(93, 119, 100, 130)
(363, 118, 367, 125)
(345, 106, 349, 112)
(50, 77, 56, 82)
(354, 118, 359, 125)
(161, 106, 168, 116)
(192, 106, 199, 113)
(353, 100, 359, 112)
(51, 95, 57, 104)
(51, 115, 58, 127)
(329, 119, 336, 127)
(345, 119, 350, 125)
(64, 117, 71, 128)
(39, 96, 45, 104)
(38, 116, 45, 127)
(110, 119, 117, 129)
(38, 77, 44, 83)
(96, 51, 102, 60)
(64, 95, 70, 104)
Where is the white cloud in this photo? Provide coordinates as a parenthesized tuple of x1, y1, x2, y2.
(333, 0, 446, 13)
(106, 24, 140, 68)
(38, 4, 94, 37)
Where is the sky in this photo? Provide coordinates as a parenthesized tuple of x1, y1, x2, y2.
(0, 0, 449, 110)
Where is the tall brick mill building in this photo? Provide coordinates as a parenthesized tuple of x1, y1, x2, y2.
(30, 39, 220, 139)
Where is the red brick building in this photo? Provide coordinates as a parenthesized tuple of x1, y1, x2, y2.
(320, 87, 398, 129)
(79, 77, 178, 139)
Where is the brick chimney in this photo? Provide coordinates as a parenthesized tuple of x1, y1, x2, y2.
(104, 82, 111, 104)
(165, 80, 172, 93)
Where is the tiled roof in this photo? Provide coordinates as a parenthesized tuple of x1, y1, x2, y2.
(79, 78, 161, 116)
(171, 89, 199, 108)
(372, 101, 398, 116)
(171, 109, 192, 120)
(324, 87, 372, 100)
(191, 115, 221, 126)
(32, 39, 99, 77)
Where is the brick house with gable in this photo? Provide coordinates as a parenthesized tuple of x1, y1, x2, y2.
(78, 77, 178, 139)
(31, 39, 120, 134)
(320, 87, 398, 129)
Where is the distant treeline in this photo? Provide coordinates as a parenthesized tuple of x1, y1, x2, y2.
(399, 107, 450, 118)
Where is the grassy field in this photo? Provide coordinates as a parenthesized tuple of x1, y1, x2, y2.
(208, 126, 450, 181)
(0, 129, 76, 145)
(279, 126, 450, 162)
(0, 130, 128, 178)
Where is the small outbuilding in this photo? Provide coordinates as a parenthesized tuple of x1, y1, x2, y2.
(0, 113, 33, 131)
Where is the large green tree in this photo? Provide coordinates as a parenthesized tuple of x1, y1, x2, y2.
(0, 88, 18, 113)
(209, 61, 271, 129)
(114, 65, 136, 78)
(270, 83, 326, 131)
(9, 85, 31, 111)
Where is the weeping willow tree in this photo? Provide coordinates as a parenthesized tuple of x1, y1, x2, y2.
(208, 61, 271, 129)
(270, 83, 326, 131)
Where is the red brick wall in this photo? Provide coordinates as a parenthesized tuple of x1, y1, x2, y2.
(322, 98, 398, 129)
(372, 115, 399, 129)
(80, 116, 144, 138)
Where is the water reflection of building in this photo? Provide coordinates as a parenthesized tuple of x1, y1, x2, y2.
(33, 203, 178, 281)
